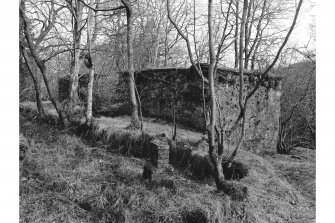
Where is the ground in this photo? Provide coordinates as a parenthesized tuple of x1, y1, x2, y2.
(19, 102, 315, 223)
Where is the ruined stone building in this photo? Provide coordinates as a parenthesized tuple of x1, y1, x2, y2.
(58, 64, 281, 153)
(119, 63, 282, 153)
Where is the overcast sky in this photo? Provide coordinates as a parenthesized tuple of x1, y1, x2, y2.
(194, 0, 316, 48)
(291, 0, 315, 47)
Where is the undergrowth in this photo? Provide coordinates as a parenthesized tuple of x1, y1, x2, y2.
(19, 115, 247, 223)
(19, 103, 316, 223)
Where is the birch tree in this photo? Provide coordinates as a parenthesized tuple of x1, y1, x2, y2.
(65, 0, 85, 114)
(84, 0, 97, 125)
(121, 0, 141, 127)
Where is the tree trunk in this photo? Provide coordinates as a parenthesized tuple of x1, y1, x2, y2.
(251, 39, 261, 70)
(239, 0, 248, 103)
(164, 24, 169, 67)
(20, 6, 69, 126)
(21, 49, 45, 115)
(86, 65, 94, 125)
(226, 0, 249, 162)
(39, 63, 69, 126)
(85, 0, 95, 126)
(68, 0, 84, 114)
(212, 156, 225, 185)
(208, 0, 224, 187)
(246, 0, 267, 70)
(122, 0, 140, 127)
(69, 61, 81, 111)
(234, 0, 239, 68)
(244, 0, 252, 69)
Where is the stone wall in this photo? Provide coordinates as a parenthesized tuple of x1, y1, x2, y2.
(58, 74, 89, 102)
(119, 64, 281, 153)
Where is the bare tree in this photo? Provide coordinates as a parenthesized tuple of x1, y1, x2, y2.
(20, 0, 69, 125)
(166, 0, 206, 81)
(277, 46, 315, 153)
(66, 0, 85, 114)
(244, 0, 267, 69)
(230, 0, 304, 161)
(207, 0, 223, 184)
(121, 0, 141, 127)
(84, 0, 98, 125)
(19, 5, 45, 117)
(233, 0, 239, 68)
(167, 0, 303, 190)
(20, 47, 45, 116)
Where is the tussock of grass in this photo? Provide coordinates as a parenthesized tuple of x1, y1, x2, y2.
(222, 160, 249, 181)
(188, 150, 213, 180)
(217, 181, 248, 202)
(90, 119, 154, 159)
(171, 146, 249, 182)
(181, 208, 208, 223)
(169, 141, 192, 168)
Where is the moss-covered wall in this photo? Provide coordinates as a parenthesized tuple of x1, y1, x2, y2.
(119, 64, 281, 153)
(58, 74, 89, 102)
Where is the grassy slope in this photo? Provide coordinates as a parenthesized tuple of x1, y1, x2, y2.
(263, 148, 316, 209)
(20, 115, 234, 223)
(19, 103, 315, 223)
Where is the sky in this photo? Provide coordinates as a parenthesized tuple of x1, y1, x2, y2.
(194, 0, 316, 48)
(289, 0, 316, 48)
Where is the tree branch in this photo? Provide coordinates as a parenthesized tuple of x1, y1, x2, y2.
(245, 0, 304, 104)
(166, 0, 208, 83)
(78, 0, 125, 12)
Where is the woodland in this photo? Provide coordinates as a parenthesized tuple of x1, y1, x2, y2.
(19, 0, 315, 222)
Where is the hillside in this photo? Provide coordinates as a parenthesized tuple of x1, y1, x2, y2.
(19, 103, 315, 223)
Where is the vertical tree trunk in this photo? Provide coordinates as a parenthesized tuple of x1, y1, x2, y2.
(21, 49, 45, 115)
(85, 0, 95, 126)
(164, 23, 169, 67)
(122, 0, 140, 127)
(68, 0, 84, 114)
(69, 62, 81, 110)
(244, 0, 251, 69)
(246, 0, 267, 70)
(86, 66, 94, 125)
(234, 0, 239, 68)
(251, 39, 260, 70)
(240, 0, 248, 101)
(208, 0, 225, 186)
(229, 0, 248, 161)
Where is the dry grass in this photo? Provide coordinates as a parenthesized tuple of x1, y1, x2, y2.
(92, 116, 205, 144)
(20, 101, 60, 124)
(263, 147, 316, 208)
(19, 114, 249, 222)
(20, 102, 315, 222)
(236, 149, 315, 222)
